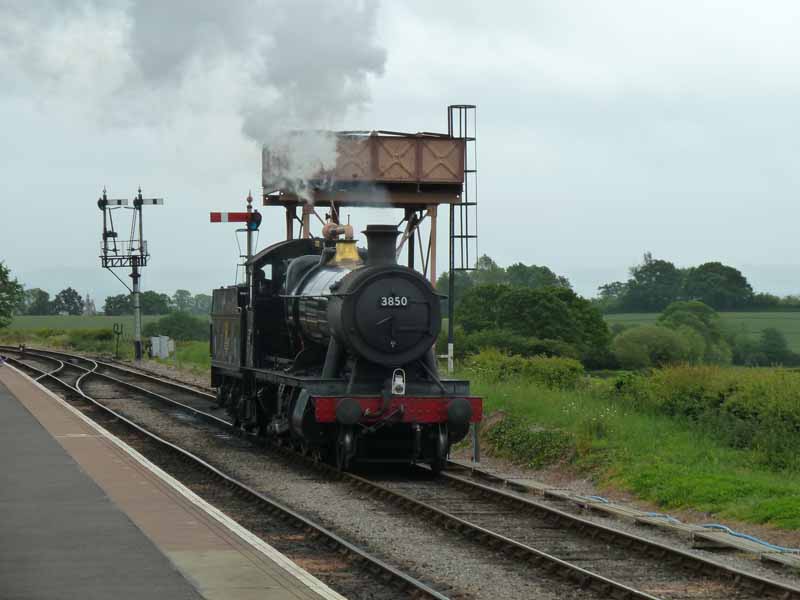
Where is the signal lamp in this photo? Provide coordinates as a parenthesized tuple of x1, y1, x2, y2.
(247, 210, 262, 231)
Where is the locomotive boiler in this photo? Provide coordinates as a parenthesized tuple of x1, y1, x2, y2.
(210, 223, 482, 471)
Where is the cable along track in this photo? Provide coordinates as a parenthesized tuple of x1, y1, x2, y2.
(4, 347, 800, 600)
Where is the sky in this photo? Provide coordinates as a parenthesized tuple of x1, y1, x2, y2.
(3, 0, 800, 302)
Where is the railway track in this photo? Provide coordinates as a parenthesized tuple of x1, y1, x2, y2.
(1, 348, 449, 600)
(4, 347, 800, 600)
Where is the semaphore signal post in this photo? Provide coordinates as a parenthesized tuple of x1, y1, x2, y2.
(98, 187, 164, 360)
(209, 192, 262, 305)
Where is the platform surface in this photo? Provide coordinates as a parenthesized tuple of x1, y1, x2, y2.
(0, 364, 338, 600)
(0, 379, 203, 599)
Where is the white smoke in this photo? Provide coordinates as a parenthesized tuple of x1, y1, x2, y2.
(261, 130, 338, 202)
(0, 1, 386, 170)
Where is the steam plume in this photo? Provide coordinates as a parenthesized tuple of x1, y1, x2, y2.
(0, 0, 386, 144)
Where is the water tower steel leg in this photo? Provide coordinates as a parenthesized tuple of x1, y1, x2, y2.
(407, 209, 415, 269)
(302, 205, 311, 239)
(429, 205, 437, 286)
(285, 206, 295, 240)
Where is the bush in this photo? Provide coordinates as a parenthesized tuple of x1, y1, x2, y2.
(611, 325, 691, 369)
(465, 348, 584, 389)
(728, 328, 800, 366)
(143, 312, 208, 341)
(485, 415, 575, 468)
(730, 333, 767, 366)
(609, 365, 800, 470)
(435, 326, 580, 361)
(460, 328, 580, 359)
(759, 328, 799, 365)
(65, 329, 114, 352)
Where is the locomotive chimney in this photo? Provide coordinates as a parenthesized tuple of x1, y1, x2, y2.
(364, 224, 399, 266)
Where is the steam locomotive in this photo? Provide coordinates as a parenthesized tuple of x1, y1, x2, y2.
(210, 223, 482, 471)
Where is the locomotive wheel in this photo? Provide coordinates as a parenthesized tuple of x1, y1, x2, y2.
(225, 384, 242, 426)
(430, 424, 449, 475)
(216, 384, 228, 408)
(336, 427, 355, 471)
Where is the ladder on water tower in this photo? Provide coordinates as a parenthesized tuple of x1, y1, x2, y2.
(447, 105, 478, 273)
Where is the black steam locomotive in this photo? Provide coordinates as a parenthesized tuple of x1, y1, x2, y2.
(210, 223, 481, 471)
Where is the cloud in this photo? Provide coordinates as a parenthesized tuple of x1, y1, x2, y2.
(0, 0, 386, 140)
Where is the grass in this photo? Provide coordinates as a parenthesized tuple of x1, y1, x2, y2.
(469, 373, 800, 530)
(1, 316, 209, 373)
(154, 340, 210, 375)
(8, 314, 163, 334)
(606, 311, 800, 352)
(10, 314, 799, 529)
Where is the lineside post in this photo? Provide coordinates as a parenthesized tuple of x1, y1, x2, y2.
(131, 259, 142, 360)
(245, 193, 254, 300)
(471, 423, 480, 464)
(447, 203, 455, 374)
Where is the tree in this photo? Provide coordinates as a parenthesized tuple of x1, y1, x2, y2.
(436, 255, 571, 314)
(436, 270, 474, 314)
(621, 253, 684, 312)
(52, 287, 83, 315)
(104, 294, 132, 316)
(0, 261, 23, 328)
(657, 301, 732, 364)
(759, 328, 793, 365)
(140, 290, 171, 315)
(498, 287, 576, 342)
(456, 284, 509, 333)
(458, 284, 610, 360)
(23, 288, 53, 315)
(683, 262, 753, 310)
(611, 325, 691, 369)
(142, 312, 208, 341)
(506, 263, 571, 290)
(658, 300, 722, 342)
(594, 281, 629, 313)
(471, 255, 506, 287)
(172, 289, 194, 313)
(750, 292, 780, 309)
(192, 293, 212, 315)
(548, 287, 610, 353)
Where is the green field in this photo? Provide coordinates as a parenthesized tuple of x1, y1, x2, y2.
(8, 315, 164, 336)
(2, 315, 207, 365)
(13, 313, 800, 352)
(605, 312, 800, 352)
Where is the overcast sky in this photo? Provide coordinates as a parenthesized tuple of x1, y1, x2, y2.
(3, 0, 800, 302)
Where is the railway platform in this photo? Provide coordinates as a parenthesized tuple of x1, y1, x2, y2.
(0, 363, 342, 600)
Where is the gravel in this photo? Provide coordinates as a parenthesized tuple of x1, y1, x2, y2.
(375, 475, 756, 599)
(82, 360, 800, 596)
(447, 457, 800, 590)
(82, 379, 594, 600)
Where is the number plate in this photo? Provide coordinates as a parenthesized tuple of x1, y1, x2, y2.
(380, 296, 409, 308)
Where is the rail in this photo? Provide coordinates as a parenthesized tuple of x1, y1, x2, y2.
(3, 347, 800, 600)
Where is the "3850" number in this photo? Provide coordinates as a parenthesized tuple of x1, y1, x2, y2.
(380, 296, 408, 307)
